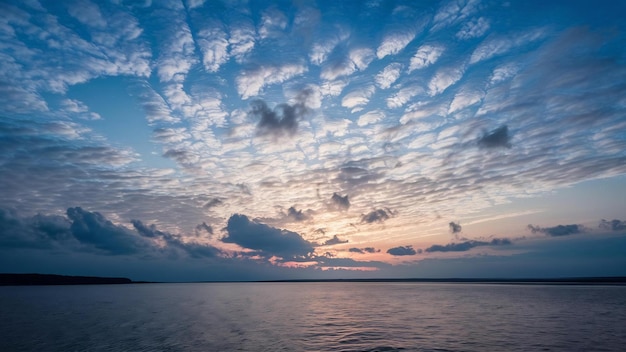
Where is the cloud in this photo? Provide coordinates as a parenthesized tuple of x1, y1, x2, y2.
(229, 19, 256, 63)
(204, 198, 223, 209)
(425, 238, 512, 252)
(377, 29, 417, 59)
(349, 247, 379, 254)
(66, 207, 147, 255)
(286, 207, 309, 222)
(375, 63, 403, 89)
(320, 48, 374, 81)
(409, 44, 445, 72)
(250, 94, 311, 138)
(361, 209, 391, 224)
(449, 221, 462, 233)
(456, 17, 490, 40)
(309, 27, 350, 65)
(341, 85, 375, 112)
(357, 110, 385, 127)
(528, 224, 583, 237)
(321, 235, 349, 246)
(236, 63, 307, 99)
(330, 192, 350, 211)
(223, 214, 314, 259)
(478, 125, 511, 149)
(387, 245, 417, 256)
(470, 28, 546, 64)
(196, 21, 229, 72)
(196, 222, 213, 235)
(431, 0, 481, 32)
(258, 7, 288, 39)
(428, 65, 465, 96)
(132, 219, 220, 258)
(387, 84, 425, 109)
(599, 219, 626, 232)
(0, 208, 70, 249)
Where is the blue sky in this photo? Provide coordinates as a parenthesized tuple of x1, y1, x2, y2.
(1, 0, 625, 281)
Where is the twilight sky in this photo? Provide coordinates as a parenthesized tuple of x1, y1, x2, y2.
(1, 0, 625, 281)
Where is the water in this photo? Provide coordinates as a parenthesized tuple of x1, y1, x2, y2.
(1, 283, 625, 351)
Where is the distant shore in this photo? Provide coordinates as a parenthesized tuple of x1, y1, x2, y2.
(0, 273, 134, 286)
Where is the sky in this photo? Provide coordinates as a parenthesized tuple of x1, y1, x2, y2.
(1, 0, 625, 282)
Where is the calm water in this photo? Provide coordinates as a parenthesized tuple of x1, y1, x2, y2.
(1, 282, 625, 351)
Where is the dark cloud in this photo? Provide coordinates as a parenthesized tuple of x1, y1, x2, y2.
(349, 247, 380, 254)
(387, 245, 417, 256)
(321, 235, 348, 246)
(599, 219, 626, 232)
(361, 209, 391, 224)
(528, 224, 583, 237)
(250, 92, 310, 138)
(67, 207, 146, 255)
(425, 238, 512, 253)
(0, 209, 69, 249)
(449, 221, 462, 233)
(223, 214, 314, 258)
(287, 206, 309, 222)
(330, 192, 350, 210)
(478, 125, 511, 148)
(236, 183, 251, 195)
(196, 222, 213, 235)
(132, 219, 220, 258)
(204, 198, 223, 209)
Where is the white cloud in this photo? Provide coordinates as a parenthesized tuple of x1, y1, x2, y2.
(258, 7, 288, 39)
(197, 23, 229, 72)
(135, 83, 180, 124)
(229, 20, 256, 63)
(156, 14, 197, 82)
(320, 47, 374, 81)
(428, 65, 466, 96)
(448, 88, 484, 114)
(358, 110, 385, 127)
(320, 58, 356, 81)
(431, 0, 481, 32)
(309, 28, 350, 65)
(349, 48, 375, 70)
(470, 28, 546, 64)
(341, 85, 375, 110)
(387, 84, 425, 109)
(407, 132, 437, 149)
(409, 44, 445, 72)
(456, 17, 490, 40)
(236, 63, 308, 99)
(67, 0, 107, 29)
(186, 0, 206, 10)
(377, 29, 416, 59)
(60, 98, 101, 120)
(489, 62, 520, 86)
(375, 63, 403, 89)
(319, 80, 348, 97)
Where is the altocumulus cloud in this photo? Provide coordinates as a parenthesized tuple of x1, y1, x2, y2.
(223, 214, 314, 259)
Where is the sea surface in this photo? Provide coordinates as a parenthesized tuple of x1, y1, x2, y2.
(1, 282, 625, 351)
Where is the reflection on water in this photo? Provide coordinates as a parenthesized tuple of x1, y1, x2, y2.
(1, 282, 625, 351)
